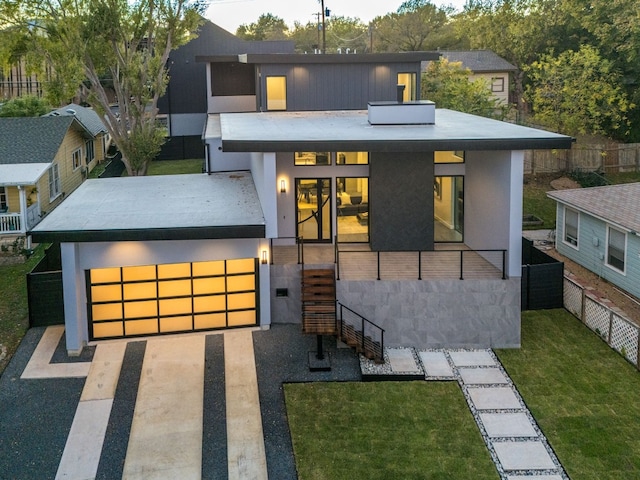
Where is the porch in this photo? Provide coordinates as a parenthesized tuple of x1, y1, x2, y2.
(271, 242, 506, 281)
(0, 203, 41, 235)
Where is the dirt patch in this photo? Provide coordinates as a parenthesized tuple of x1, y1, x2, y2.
(550, 176, 581, 190)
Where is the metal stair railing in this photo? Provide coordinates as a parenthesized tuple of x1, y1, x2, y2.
(336, 301, 385, 363)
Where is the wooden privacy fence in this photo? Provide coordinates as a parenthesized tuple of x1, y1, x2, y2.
(525, 143, 640, 174)
(564, 275, 640, 370)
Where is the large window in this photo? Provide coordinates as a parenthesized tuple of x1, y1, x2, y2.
(434, 151, 464, 163)
(336, 177, 368, 243)
(397, 72, 417, 101)
(563, 207, 579, 248)
(85, 139, 95, 163)
(434, 176, 464, 242)
(266, 76, 287, 111)
(295, 152, 331, 166)
(606, 227, 626, 273)
(48, 163, 61, 200)
(336, 152, 368, 165)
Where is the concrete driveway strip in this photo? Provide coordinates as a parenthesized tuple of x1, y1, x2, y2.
(123, 335, 205, 480)
(224, 329, 268, 480)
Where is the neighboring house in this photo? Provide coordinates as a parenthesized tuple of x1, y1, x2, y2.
(0, 59, 48, 100)
(424, 50, 517, 105)
(0, 116, 96, 236)
(548, 183, 640, 300)
(29, 26, 573, 356)
(46, 103, 110, 170)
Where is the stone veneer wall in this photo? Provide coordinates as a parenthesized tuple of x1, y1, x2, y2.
(271, 265, 521, 349)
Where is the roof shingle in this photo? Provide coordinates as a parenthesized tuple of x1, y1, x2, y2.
(0, 116, 76, 165)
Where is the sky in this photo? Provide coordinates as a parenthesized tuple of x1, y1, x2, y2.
(206, 0, 468, 34)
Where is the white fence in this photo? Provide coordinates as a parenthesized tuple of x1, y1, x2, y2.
(564, 275, 640, 368)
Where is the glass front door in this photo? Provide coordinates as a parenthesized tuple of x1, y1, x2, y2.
(296, 178, 332, 242)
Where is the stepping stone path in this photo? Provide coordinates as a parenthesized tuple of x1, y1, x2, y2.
(362, 348, 568, 479)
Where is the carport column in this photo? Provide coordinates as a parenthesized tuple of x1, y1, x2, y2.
(259, 239, 271, 328)
(61, 242, 89, 355)
(508, 150, 525, 278)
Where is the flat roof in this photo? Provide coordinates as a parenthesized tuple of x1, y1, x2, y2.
(548, 182, 640, 233)
(216, 109, 574, 152)
(29, 172, 265, 243)
(196, 52, 439, 64)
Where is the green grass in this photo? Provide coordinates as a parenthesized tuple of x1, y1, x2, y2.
(523, 176, 558, 229)
(146, 158, 203, 175)
(497, 309, 640, 480)
(285, 381, 498, 480)
(0, 245, 46, 374)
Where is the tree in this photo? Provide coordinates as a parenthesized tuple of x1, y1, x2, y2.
(422, 58, 507, 119)
(372, 2, 464, 53)
(236, 13, 288, 41)
(525, 45, 634, 138)
(290, 16, 368, 54)
(0, 0, 204, 176)
(0, 95, 51, 117)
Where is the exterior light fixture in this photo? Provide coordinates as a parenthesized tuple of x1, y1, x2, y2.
(261, 250, 268, 264)
(280, 179, 286, 193)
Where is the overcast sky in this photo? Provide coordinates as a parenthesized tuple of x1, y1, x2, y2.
(206, 0, 468, 34)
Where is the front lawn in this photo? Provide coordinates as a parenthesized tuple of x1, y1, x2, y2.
(497, 309, 640, 480)
(0, 246, 46, 374)
(285, 381, 498, 480)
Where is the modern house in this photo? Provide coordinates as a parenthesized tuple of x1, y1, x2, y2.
(0, 115, 101, 238)
(424, 50, 517, 105)
(548, 183, 640, 300)
(28, 24, 573, 356)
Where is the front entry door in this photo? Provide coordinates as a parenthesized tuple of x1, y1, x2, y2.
(296, 178, 332, 242)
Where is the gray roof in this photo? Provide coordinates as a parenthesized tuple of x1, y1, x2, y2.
(0, 116, 87, 165)
(0, 163, 50, 186)
(425, 50, 517, 73)
(29, 172, 266, 242)
(216, 109, 574, 152)
(46, 103, 107, 137)
(547, 182, 640, 233)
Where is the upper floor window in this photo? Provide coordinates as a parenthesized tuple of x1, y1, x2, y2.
(606, 226, 626, 273)
(397, 72, 417, 101)
(434, 151, 464, 163)
(48, 163, 61, 200)
(491, 77, 505, 93)
(295, 152, 330, 166)
(563, 207, 579, 248)
(266, 76, 287, 111)
(337, 152, 369, 165)
(72, 148, 82, 170)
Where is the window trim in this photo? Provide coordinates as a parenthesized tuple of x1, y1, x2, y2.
(0, 186, 7, 210)
(85, 139, 95, 163)
(491, 76, 505, 93)
(563, 207, 579, 250)
(48, 163, 61, 201)
(72, 147, 82, 171)
(605, 225, 627, 274)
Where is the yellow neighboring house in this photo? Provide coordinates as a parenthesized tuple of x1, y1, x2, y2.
(0, 112, 105, 238)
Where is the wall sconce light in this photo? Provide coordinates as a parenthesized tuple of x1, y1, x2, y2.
(280, 179, 286, 193)
(261, 250, 268, 264)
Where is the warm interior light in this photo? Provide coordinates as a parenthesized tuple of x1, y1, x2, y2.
(261, 250, 268, 264)
(280, 179, 286, 193)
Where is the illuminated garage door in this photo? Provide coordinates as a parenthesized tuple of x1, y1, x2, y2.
(87, 258, 258, 339)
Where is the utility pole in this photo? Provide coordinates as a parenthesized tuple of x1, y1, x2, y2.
(321, 0, 326, 54)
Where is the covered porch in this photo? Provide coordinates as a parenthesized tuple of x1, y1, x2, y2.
(0, 163, 48, 236)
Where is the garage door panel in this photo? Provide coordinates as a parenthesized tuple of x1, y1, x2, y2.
(88, 258, 258, 339)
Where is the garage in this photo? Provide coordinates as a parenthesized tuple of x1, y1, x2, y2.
(88, 258, 258, 339)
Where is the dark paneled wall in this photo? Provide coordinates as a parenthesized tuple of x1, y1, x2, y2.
(521, 238, 564, 310)
(369, 152, 434, 251)
(157, 135, 204, 161)
(260, 62, 421, 111)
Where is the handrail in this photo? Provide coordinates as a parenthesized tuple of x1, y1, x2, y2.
(269, 236, 303, 265)
(337, 300, 385, 361)
(0, 212, 22, 234)
(336, 245, 507, 280)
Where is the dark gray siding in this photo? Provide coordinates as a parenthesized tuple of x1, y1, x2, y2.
(160, 21, 294, 115)
(259, 62, 421, 111)
(369, 152, 434, 251)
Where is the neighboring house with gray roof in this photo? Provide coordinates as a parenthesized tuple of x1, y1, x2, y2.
(46, 103, 110, 171)
(548, 183, 640, 299)
(0, 116, 95, 236)
(424, 50, 517, 104)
